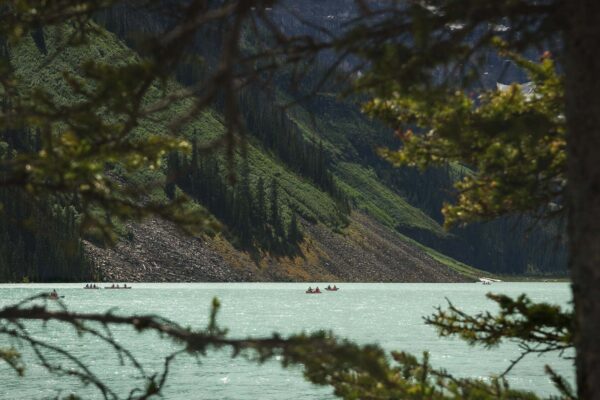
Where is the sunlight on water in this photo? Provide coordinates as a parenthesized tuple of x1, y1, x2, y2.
(0, 283, 572, 399)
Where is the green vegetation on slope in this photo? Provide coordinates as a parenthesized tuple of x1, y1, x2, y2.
(278, 83, 566, 275)
(335, 162, 445, 235)
(6, 25, 351, 261)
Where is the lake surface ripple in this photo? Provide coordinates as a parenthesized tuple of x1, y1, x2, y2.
(0, 283, 572, 399)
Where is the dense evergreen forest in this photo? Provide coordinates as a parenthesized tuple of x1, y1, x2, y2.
(0, 126, 91, 281)
(165, 140, 304, 253)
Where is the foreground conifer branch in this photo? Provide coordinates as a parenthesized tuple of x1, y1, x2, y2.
(0, 294, 573, 399)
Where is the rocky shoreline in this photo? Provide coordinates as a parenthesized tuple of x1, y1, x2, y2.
(85, 213, 471, 283)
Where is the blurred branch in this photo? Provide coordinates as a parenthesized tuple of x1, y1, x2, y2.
(0, 293, 570, 399)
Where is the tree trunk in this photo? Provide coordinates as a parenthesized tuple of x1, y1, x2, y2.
(565, 1, 600, 398)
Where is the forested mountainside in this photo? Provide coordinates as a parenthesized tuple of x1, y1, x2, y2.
(0, 3, 566, 282)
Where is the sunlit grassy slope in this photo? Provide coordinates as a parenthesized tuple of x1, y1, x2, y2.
(283, 90, 451, 237)
(335, 162, 445, 234)
(11, 26, 344, 228)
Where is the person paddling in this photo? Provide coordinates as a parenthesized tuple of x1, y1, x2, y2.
(315, 287, 321, 293)
(49, 289, 58, 300)
(306, 286, 313, 293)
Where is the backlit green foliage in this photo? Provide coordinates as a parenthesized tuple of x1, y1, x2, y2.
(370, 51, 565, 227)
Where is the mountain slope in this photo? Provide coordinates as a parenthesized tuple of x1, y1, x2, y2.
(95, 3, 567, 276)
(6, 7, 567, 283)
(1, 22, 487, 283)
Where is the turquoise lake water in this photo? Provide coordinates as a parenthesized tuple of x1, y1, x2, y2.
(0, 283, 572, 399)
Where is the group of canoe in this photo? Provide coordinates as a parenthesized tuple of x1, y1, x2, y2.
(306, 285, 339, 294)
(47, 283, 132, 300)
(84, 283, 132, 289)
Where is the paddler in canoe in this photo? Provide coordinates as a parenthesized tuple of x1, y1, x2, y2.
(84, 283, 100, 289)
